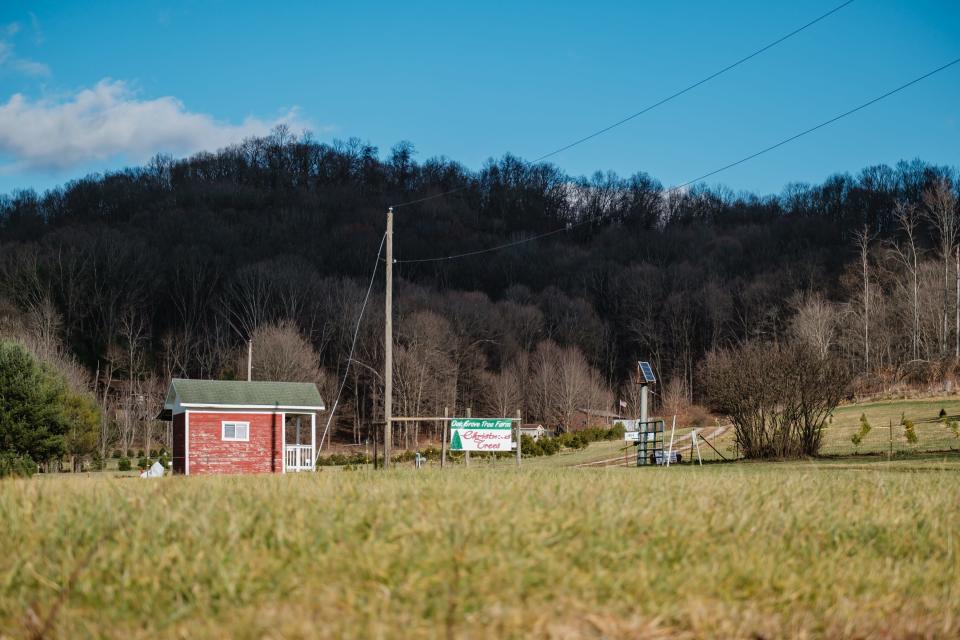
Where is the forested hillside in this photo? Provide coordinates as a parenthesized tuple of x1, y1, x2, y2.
(0, 127, 957, 451)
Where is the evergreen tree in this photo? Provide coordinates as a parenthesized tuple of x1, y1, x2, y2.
(0, 340, 78, 463)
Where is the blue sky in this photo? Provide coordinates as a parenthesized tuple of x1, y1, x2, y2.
(0, 0, 957, 197)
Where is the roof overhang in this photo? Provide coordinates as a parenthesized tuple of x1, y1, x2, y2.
(179, 403, 325, 412)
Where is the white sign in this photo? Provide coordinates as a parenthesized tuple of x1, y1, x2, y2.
(450, 418, 514, 452)
(624, 431, 641, 442)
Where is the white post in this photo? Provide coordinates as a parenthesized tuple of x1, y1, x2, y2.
(692, 429, 703, 466)
(311, 412, 316, 469)
(247, 339, 252, 382)
(640, 385, 649, 424)
(516, 409, 522, 468)
(465, 407, 471, 467)
(666, 415, 677, 467)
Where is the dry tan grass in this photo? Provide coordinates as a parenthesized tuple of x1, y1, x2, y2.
(1, 462, 959, 639)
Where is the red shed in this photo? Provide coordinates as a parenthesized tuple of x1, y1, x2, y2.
(163, 378, 325, 476)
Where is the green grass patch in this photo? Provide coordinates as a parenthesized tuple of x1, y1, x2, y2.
(821, 397, 960, 456)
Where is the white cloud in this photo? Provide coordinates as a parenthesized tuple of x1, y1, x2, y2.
(0, 36, 50, 77)
(28, 13, 44, 44)
(0, 79, 311, 172)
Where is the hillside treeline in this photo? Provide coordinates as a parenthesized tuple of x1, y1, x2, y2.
(0, 126, 958, 456)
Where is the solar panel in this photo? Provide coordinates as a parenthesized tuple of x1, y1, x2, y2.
(638, 361, 656, 384)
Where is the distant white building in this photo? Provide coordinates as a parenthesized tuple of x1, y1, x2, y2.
(520, 423, 548, 440)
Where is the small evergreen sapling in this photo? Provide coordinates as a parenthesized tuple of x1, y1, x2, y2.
(851, 413, 871, 452)
(901, 415, 918, 445)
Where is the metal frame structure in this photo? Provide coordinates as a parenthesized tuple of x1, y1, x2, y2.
(634, 419, 665, 467)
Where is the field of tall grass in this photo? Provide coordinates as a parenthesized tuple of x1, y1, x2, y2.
(2, 460, 959, 639)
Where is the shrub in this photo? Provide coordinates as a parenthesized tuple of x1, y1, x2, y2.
(112, 449, 122, 459)
(939, 407, 948, 420)
(901, 417, 918, 445)
(687, 405, 712, 428)
(852, 413, 872, 451)
(520, 434, 544, 457)
(702, 340, 850, 458)
(117, 457, 132, 472)
(392, 450, 417, 463)
(540, 438, 561, 455)
(126, 449, 135, 458)
(138, 457, 151, 470)
(316, 451, 371, 467)
(0, 452, 36, 478)
(91, 452, 105, 471)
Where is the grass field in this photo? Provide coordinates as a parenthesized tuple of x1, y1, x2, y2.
(3, 457, 959, 639)
(821, 397, 960, 457)
(541, 397, 960, 469)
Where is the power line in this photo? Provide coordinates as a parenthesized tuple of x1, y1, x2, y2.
(391, 0, 855, 209)
(395, 56, 960, 265)
(395, 225, 573, 264)
(672, 56, 960, 191)
(316, 231, 387, 457)
(528, 0, 856, 165)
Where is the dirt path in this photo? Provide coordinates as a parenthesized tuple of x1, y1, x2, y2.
(573, 424, 730, 468)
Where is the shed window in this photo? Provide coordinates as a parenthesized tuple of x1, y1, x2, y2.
(222, 421, 249, 441)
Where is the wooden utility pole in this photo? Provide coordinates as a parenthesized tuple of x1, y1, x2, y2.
(384, 207, 394, 469)
(515, 409, 522, 468)
(441, 406, 448, 468)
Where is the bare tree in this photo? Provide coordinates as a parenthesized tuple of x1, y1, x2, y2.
(853, 226, 875, 372)
(789, 291, 838, 360)
(923, 179, 959, 356)
(888, 201, 922, 360)
(530, 340, 608, 432)
(481, 359, 524, 418)
(119, 306, 149, 457)
(243, 320, 326, 384)
(223, 263, 274, 339)
(659, 376, 690, 424)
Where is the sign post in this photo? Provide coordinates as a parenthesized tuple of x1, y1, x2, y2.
(515, 409, 522, 468)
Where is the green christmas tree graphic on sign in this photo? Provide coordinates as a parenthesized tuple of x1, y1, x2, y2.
(451, 430, 463, 451)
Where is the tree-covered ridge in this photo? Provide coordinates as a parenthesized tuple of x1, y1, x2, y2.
(0, 128, 957, 449)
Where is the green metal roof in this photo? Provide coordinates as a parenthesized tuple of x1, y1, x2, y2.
(166, 378, 325, 409)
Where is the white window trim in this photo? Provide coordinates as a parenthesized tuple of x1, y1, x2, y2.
(221, 421, 250, 442)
